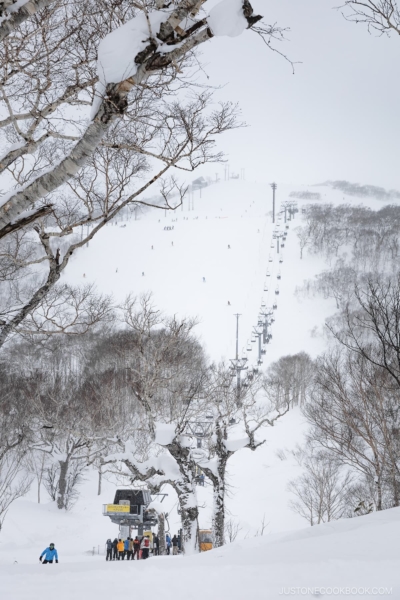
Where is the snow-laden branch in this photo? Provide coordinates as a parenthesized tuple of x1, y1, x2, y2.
(0, 0, 55, 41)
(0, 0, 262, 237)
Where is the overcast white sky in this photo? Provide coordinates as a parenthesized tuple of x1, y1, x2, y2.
(197, 0, 400, 189)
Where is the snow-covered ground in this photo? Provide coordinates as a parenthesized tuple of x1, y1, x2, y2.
(1, 178, 397, 598)
(1, 488, 398, 599)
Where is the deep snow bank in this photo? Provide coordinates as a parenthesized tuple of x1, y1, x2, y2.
(0, 506, 398, 600)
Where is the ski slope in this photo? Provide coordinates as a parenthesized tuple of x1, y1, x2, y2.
(1, 493, 398, 600)
(63, 179, 342, 365)
(1, 178, 398, 598)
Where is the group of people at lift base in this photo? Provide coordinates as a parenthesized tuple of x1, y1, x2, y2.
(106, 533, 181, 560)
(38, 534, 181, 564)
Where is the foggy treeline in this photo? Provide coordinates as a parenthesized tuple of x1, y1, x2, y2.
(289, 199, 400, 526)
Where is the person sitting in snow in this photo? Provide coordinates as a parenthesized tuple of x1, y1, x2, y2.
(39, 543, 58, 564)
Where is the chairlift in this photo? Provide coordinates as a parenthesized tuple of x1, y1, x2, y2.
(269, 255, 273, 263)
(257, 359, 263, 366)
(261, 349, 266, 355)
(264, 283, 268, 292)
(281, 243, 285, 248)
(277, 273, 281, 280)
(273, 303, 277, 309)
(251, 336, 256, 343)
(266, 270, 270, 277)
(275, 288, 279, 295)
(286, 225, 289, 229)
(279, 257, 283, 264)
(246, 340, 252, 351)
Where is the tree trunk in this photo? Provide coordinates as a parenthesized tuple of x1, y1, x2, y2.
(175, 482, 199, 554)
(158, 512, 166, 556)
(97, 466, 102, 496)
(57, 459, 69, 510)
(212, 458, 228, 548)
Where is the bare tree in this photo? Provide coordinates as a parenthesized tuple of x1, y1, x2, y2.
(341, 1, 400, 36)
(224, 518, 242, 543)
(263, 352, 314, 408)
(329, 273, 400, 390)
(304, 348, 400, 511)
(196, 363, 290, 548)
(0, 450, 32, 531)
(288, 445, 353, 526)
(102, 294, 209, 553)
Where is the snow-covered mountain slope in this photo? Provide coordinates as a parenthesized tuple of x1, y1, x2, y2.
(63, 178, 363, 364)
(1, 496, 398, 599)
(1, 178, 397, 598)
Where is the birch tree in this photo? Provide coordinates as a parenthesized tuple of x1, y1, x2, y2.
(0, 0, 286, 349)
(197, 364, 291, 548)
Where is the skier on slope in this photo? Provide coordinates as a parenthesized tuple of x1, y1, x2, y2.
(39, 543, 58, 564)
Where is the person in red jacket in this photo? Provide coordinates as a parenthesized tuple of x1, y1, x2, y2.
(141, 535, 150, 560)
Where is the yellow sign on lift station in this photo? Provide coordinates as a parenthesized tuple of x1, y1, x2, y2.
(105, 504, 130, 513)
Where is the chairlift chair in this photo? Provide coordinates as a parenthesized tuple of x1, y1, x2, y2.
(277, 273, 281, 280)
(246, 340, 252, 351)
(275, 288, 279, 295)
(261, 349, 266, 355)
(279, 257, 283, 264)
(273, 302, 277, 309)
(266, 271, 270, 277)
(269, 255, 273, 262)
(264, 284, 268, 292)
(281, 243, 285, 248)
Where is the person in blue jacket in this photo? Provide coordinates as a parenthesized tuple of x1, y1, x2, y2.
(166, 533, 171, 556)
(40, 543, 58, 564)
(123, 538, 129, 560)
